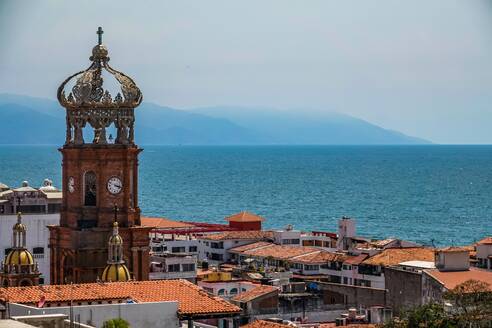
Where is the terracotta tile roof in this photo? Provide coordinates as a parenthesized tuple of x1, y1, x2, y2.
(343, 254, 369, 265)
(228, 241, 273, 253)
(362, 247, 435, 267)
(319, 324, 376, 328)
(370, 239, 396, 248)
(241, 320, 291, 328)
(230, 242, 319, 260)
(231, 285, 279, 302)
(292, 251, 348, 264)
(0, 280, 240, 316)
(424, 267, 492, 291)
(201, 231, 273, 241)
(226, 211, 265, 223)
(141, 217, 195, 229)
(438, 246, 471, 253)
(476, 237, 492, 245)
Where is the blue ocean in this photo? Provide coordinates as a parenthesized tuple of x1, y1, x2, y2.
(1, 145, 491, 246)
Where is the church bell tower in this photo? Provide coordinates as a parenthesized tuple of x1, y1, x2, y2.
(49, 27, 152, 284)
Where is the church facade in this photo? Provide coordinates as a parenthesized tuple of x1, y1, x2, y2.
(48, 28, 152, 284)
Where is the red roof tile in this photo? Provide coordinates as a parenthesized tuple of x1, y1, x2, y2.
(141, 217, 195, 229)
(343, 254, 369, 265)
(438, 246, 471, 253)
(292, 251, 348, 264)
(424, 267, 492, 291)
(228, 242, 273, 253)
(231, 285, 279, 302)
(230, 242, 319, 260)
(241, 320, 291, 328)
(0, 280, 240, 316)
(226, 211, 265, 223)
(320, 324, 376, 328)
(201, 231, 273, 241)
(476, 237, 492, 245)
(362, 247, 435, 267)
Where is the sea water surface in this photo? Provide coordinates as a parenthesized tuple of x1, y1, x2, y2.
(0, 145, 491, 246)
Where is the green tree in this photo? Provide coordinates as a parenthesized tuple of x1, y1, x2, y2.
(444, 279, 492, 326)
(381, 279, 492, 328)
(102, 318, 130, 328)
(386, 303, 457, 328)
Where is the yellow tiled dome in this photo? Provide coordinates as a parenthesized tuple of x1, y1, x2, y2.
(109, 234, 123, 245)
(4, 249, 35, 266)
(101, 263, 131, 282)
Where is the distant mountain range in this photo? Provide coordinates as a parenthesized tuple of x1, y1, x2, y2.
(0, 93, 429, 145)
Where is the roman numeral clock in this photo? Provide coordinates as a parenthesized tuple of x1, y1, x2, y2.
(48, 27, 152, 285)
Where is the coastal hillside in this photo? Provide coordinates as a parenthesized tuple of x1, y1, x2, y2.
(0, 94, 429, 145)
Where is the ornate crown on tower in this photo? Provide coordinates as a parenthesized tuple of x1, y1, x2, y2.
(57, 27, 142, 146)
(57, 27, 142, 109)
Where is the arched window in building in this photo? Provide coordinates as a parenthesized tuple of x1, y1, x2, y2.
(229, 288, 238, 295)
(84, 171, 97, 206)
(218, 289, 226, 296)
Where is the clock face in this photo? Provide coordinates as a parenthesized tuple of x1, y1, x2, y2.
(68, 177, 75, 193)
(107, 177, 123, 195)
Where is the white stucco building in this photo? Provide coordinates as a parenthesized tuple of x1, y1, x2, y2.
(476, 237, 492, 270)
(0, 180, 62, 284)
(0, 213, 59, 284)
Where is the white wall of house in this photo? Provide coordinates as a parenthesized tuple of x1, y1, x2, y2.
(198, 281, 256, 299)
(300, 233, 337, 251)
(198, 239, 258, 265)
(273, 229, 301, 246)
(476, 244, 492, 270)
(0, 213, 59, 284)
(9, 301, 180, 328)
(436, 251, 469, 271)
(149, 255, 197, 281)
(151, 238, 200, 255)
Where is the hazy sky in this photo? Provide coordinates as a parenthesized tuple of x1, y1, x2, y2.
(1, 0, 492, 143)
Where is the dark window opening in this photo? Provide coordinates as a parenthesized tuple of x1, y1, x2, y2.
(171, 247, 186, 253)
(168, 264, 180, 272)
(33, 247, 44, 254)
(84, 171, 97, 206)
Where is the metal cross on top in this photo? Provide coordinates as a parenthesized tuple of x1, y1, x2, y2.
(97, 27, 104, 45)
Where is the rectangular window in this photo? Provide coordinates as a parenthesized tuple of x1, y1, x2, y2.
(33, 247, 44, 254)
(168, 264, 180, 272)
(182, 263, 195, 272)
(304, 264, 319, 271)
(171, 247, 186, 253)
(48, 203, 61, 213)
(282, 239, 300, 245)
(292, 263, 303, 270)
(343, 277, 348, 284)
(211, 242, 224, 249)
(188, 246, 197, 252)
(210, 253, 224, 261)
